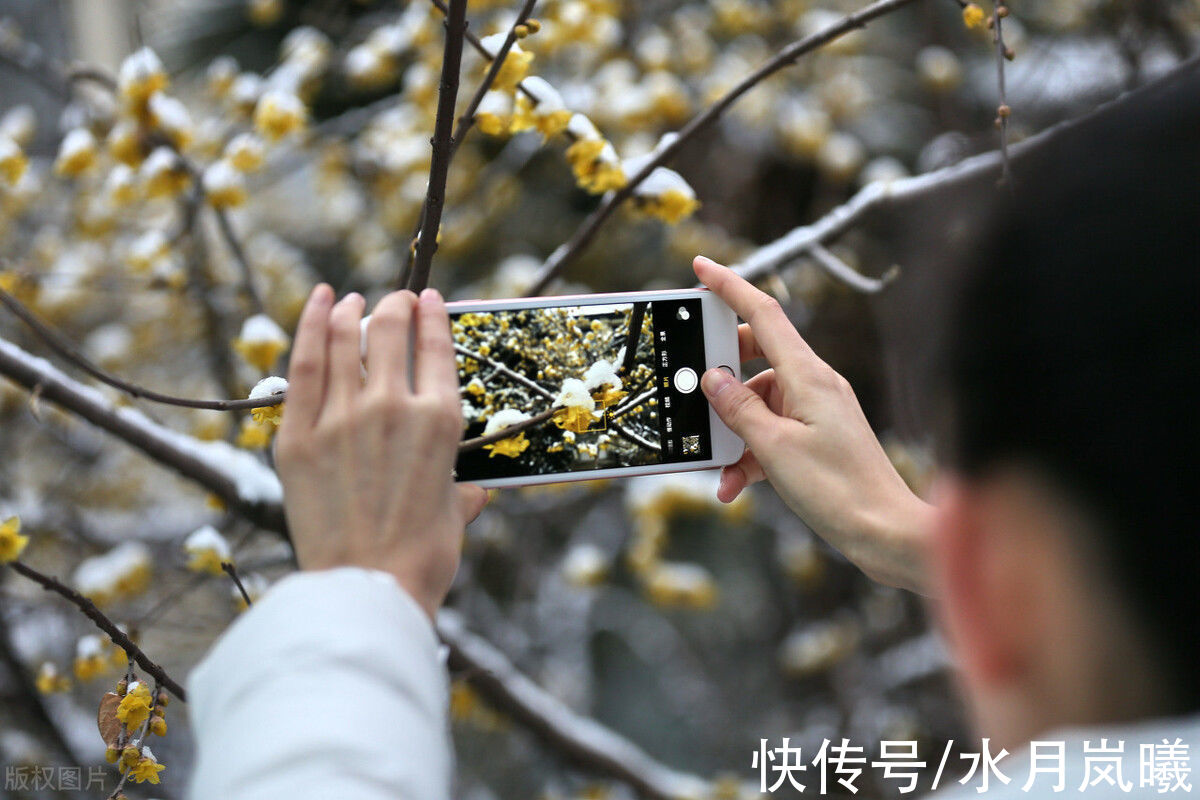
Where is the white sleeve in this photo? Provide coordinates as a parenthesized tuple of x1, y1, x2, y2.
(186, 567, 453, 800)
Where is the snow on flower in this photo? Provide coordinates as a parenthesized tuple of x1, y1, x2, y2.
(0, 516, 27, 563)
(475, 90, 514, 137)
(564, 114, 626, 194)
(224, 133, 266, 172)
(129, 745, 165, 784)
(73, 634, 111, 681)
(511, 76, 572, 139)
(643, 561, 718, 609)
(202, 160, 248, 208)
(139, 146, 190, 198)
(561, 543, 610, 587)
(147, 92, 193, 148)
(36, 662, 71, 694)
(73, 541, 152, 605)
(184, 524, 233, 575)
(0, 105, 36, 147)
(248, 376, 287, 426)
(552, 378, 602, 433)
(118, 47, 168, 108)
(480, 32, 534, 92)
(126, 230, 169, 273)
(0, 135, 27, 186)
(483, 408, 532, 459)
(254, 90, 307, 141)
(234, 314, 290, 372)
(53, 129, 98, 177)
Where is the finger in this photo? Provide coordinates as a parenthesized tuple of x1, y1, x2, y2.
(717, 449, 766, 503)
(737, 323, 765, 363)
(694, 255, 817, 369)
(282, 284, 334, 431)
(456, 483, 489, 524)
(325, 293, 366, 413)
(413, 288, 458, 399)
(701, 367, 779, 452)
(366, 291, 417, 393)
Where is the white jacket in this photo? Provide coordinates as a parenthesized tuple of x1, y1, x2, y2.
(187, 568, 453, 800)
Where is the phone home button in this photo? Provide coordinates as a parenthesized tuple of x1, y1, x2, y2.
(674, 367, 698, 393)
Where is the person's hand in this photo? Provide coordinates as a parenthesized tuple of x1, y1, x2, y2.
(275, 285, 488, 620)
(693, 256, 933, 593)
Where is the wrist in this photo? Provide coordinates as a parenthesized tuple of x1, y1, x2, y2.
(850, 488, 935, 594)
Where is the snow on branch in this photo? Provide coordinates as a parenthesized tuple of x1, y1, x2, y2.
(439, 610, 713, 800)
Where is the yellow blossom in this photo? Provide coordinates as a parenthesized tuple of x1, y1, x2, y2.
(480, 33, 534, 92)
(643, 562, 718, 609)
(118, 48, 168, 110)
(510, 77, 572, 139)
(0, 136, 27, 186)
(139, 147, 191, 198)
(106, 121, 144, 167)
(247, 0, 284, 26)
(202, 160, 247, 208)
(184, 525, 233, 576)
(251, 402, 284, 426)
(485, 431, 530, 458)
(553, 404, 599, 434)
(475, 90, 513, 137)
(35, 662, 71, 694)
(117, 682, 153, 730)
(962, 3, 985, 28)
(0, 516, 28, 563)
(128, 748, 165, 784)
(565, 137, 626, 194)
(254, 90, 307, 141)
(73, 635, 111, 681)
(224, 133, 266, 172)
(236, 420, 272, 449)
(234, 314, 290, 371)
(206, 55, 239, 98)
(54, 129, 98, 177)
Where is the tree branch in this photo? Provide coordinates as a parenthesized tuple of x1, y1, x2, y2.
(458, 406, 557, 454)
(404, 0, 469, 293)
(5, 561, 187, 701)
(528, 0, 923, 294)
(0, 285, 284, 411)
(439, 610, 712, 800)
(455, 344, 555, 400)
(991, 3, 1014, 186)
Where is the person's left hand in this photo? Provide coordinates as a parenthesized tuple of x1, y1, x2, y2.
(275, 285, 487, 620)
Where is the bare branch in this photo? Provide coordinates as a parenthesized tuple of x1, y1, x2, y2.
(455, 344, 554, 400)
(222, 561, 254, 608)
(992, 3, 1014, 186)
(620, 302, 647, 376)
(404, 0, 470, 293)
(807, 243, 899, 294)
(5, 561, 188, 701)
(0, 285, 284, 411)
(439, 609, 712, 800)
(458, 406, 557, 454)
(210, 205, 266, 315)
(528, 0, 923, 294)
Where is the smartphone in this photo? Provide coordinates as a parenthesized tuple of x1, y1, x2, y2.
(448, 288, 743, 489)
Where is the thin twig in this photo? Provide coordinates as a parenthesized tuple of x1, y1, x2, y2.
(0, 284, 284, 411)
(528, 0, 922, 294)
(404, 0, 469, 293)
(221, 561, 254, 607)
(5, 561, 187, 701)
(992, 1, 1014, 186)
(458, 406, 557, 453)
(455, 344, 554, 400)
(210, 206, 266, 314)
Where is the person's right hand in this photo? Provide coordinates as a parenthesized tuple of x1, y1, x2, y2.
(694, 256, 934, 594)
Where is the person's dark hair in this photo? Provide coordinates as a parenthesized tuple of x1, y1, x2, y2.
(940, 62, 1200, 713)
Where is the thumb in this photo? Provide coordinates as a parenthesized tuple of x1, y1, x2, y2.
(456, 483, 490, 523)
(701, 368, 778, 452)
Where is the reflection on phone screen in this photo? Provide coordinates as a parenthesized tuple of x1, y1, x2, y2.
(453, 299, 712, 482)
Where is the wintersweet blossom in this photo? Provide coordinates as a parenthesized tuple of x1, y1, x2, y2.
(236, 419, 272, 449)
(475, 90, 515, 137)
(0, 105, 35, 146)
(53, 129, 99, 177)
(73, 542, 152, 605)
(643, 561, 718, 609)
(249, 376, 288, 425)
(139, 147, 191, 198)
(254, 90, 307, 140)
(0, 516, 27, 563)
(552, 378, 602, 433)
(117, 47, 168, 109)
(561, 543, 610, 587)
(129, 745, 165, 784)
(0, 136, 27, 186)
(126, 230, 169, 273)
(564, 115, 626, 194)
(184, 525, 233, 576)
(147, 92, 193, 149)
(482, 408, 532, 459)
(206, 55, 239, 98)
(202, 160, 248, 208)
(234, 314, 290, 371)
(35, 662, 71, 694)
(73, 635, 110, 681)
(627, 164, 700, 224)
(510, 77, 572, 139)
(582, 358, 627, 407)
(480, 33, 534, 92)
(962, 3, 985, 28)
(224, 133, 266, 172)
(118, 681, 153, 730)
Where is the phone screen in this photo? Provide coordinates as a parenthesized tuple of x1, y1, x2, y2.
(453, 298, 713, 482)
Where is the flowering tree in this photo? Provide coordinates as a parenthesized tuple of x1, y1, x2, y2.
(0, 0, 1194, 797)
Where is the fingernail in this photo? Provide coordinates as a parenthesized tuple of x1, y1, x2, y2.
(339, 292, 363, 307)
(702, 367, 733, 397)
(419, 288, 442, 304)
(694, 255, 716, 269)
(310, 283, 333, 306)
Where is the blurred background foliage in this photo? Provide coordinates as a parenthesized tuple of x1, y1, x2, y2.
(0, 0, 1195, 798)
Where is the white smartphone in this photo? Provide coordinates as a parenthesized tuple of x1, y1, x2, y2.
(448, 288, 743, 489)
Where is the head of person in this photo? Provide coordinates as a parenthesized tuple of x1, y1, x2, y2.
(931, 63, 1199, 749)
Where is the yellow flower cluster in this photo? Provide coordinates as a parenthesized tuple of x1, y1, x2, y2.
(36, 662, 71, 694)
(74, 635, 121, 682)
(0, 515, 28, 563)
(117, 681, 153, 730)
(183, 525, 233, 576)
(564, 115, 627, 194)
(234, 314, 290, 372)
(73, 542, 153, 606)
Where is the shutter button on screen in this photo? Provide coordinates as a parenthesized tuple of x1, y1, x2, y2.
(674, 367, 698, 394)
